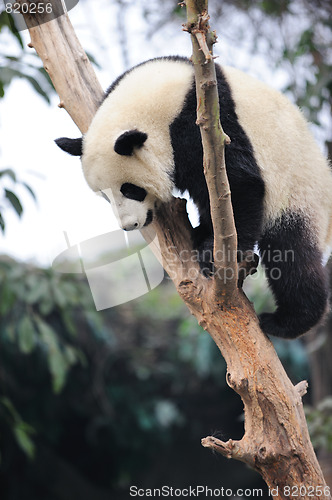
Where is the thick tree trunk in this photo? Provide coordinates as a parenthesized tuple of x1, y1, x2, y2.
(16, 0, 330, 497)
(305, 260, 332, 488)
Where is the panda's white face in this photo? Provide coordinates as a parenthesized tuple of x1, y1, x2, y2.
(81, 127, 168, 231)
(100, 183, 157, 231)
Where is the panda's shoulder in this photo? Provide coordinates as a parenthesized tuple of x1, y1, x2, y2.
(104, 56, 192, 100)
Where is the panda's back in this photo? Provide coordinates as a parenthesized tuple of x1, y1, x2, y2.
(222, 65, 332, 248)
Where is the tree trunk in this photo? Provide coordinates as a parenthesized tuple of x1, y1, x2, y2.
(305, 263, 332, 488)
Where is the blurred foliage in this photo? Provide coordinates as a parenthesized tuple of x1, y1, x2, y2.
(0, 11, 54, 101)
(0, 257, 308, 498)
(227, 0, 332, 129)
(0, 168, 36, 232)
(306, 397, 332, 452)
(0, 397, 36, 461)
(0, 258, 238, 496)
(0, 9, 44, 232)
(0, 258, 91, 393)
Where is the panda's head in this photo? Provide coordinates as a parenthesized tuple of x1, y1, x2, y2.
(55, 58, 195, 231)
(55, 126, 173, 231)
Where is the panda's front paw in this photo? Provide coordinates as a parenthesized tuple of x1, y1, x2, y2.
(237, 250, 259, 287)
(196, 235, 214, 277)
(199, 260, 214, 277)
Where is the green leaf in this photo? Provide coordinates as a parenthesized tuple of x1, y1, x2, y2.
(36, 316, 56, 344)
(25, 273, 49, 305)
(0, 212, 5, 232)
(0, 168, 16, 181)
(0, 396, 20, 421)
(0, 12, 24, 48)
(24, 75, 51, 104)
(64, 345, 79, 365)
(0, 67, 51, 103)
(13, 424, 35, 460)
(61, 310, 76, 336)
(49, 349, 68, 394)
(39, 295, 54, 316)
(5, 324, 16, 342)
(0, 67, 17, 89)
(6, 14, 23, 48)
(0, 397, 36, 459)
(86, 51, 101, 68)
(36, 317, 69, 393)
(17, 316, 36, 354)
(4, 189, 23, 217)
(22, 182, 36, 202)
(52, 283, 68, 308)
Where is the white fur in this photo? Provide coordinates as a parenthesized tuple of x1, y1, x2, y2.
(100, 188, 156, 231)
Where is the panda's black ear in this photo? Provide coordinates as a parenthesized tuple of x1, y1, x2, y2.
(114, 130, 148, 156)
(55, 137, 83, 156)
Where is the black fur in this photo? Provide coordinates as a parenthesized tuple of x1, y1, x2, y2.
(114, 130, 148, 156)
(170, 62, 265, 260)
(121, 183, 147, 202)
(55, 137, 83, 156)
(258, 212, 329, 338)
(144, 209, 153, 227)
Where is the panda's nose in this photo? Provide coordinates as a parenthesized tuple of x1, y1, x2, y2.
(122, 221, 139, 231)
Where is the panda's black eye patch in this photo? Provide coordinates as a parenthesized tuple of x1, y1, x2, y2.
(120, 183, 147, 202)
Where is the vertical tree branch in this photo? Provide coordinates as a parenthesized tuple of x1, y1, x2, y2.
(184, 1, 237, 302)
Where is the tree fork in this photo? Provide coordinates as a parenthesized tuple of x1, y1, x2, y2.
(16, 0, 330, 496)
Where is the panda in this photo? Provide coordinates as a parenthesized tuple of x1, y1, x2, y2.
(55, 56, 332, 339)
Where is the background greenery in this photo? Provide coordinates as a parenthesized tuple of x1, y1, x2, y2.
(0, 259, 309, 499)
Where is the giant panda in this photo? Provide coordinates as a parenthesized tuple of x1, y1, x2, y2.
(55, 56, 332, 339)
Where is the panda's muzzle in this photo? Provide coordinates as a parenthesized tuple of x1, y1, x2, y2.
(122, 222, 139, 231)
(122, 210, 153, 231)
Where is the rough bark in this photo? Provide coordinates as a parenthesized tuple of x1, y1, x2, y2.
(17, 0, 330, 497)
(305, 260, 332, 488)
(184, 3, 237, 301)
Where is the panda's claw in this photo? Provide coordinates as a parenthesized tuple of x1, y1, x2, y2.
(237, 250, 259, 288)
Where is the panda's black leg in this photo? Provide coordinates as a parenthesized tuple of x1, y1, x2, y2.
(191, 225, 214, 276)
(192, 225, 259, 283)
(258, 213, 329, 339)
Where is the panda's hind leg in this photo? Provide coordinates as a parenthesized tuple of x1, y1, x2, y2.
(258, 212, 329, 339)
